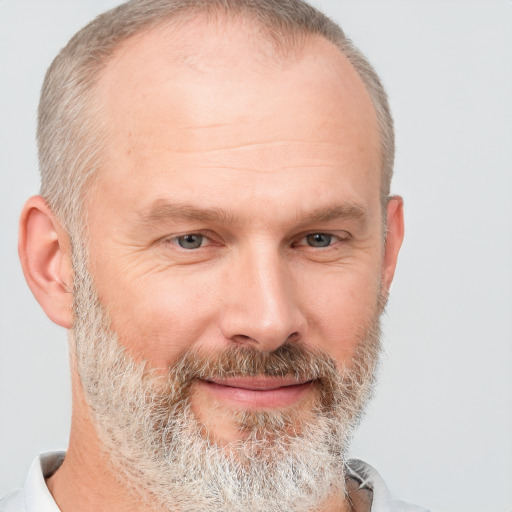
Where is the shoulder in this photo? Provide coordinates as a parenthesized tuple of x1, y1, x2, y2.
(0, 452, 64, 512)
(0, 488, 27, 512)
(347, 459, 433, 512)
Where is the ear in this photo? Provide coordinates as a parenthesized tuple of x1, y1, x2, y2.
(18, 196, 74, 329)
(381, 195, 405, 293)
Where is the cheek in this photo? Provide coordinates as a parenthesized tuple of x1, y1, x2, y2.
(98, 270, 224, 368)
(300, 264, 382, 366)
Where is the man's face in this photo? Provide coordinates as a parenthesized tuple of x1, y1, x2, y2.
(81, 21, 394, 456)
(69, 20, 403, 512)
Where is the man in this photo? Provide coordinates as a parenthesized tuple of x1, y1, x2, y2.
(0, 0, 427, 510)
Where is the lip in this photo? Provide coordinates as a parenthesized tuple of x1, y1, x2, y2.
(197, 377, 314, 409)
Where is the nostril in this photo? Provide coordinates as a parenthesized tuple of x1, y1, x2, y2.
(286, 332, 300, 344)
(229, 331, 302, 351)
(231, 334, 253, 344)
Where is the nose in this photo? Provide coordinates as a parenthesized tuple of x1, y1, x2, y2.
(218, 246, 305, 352)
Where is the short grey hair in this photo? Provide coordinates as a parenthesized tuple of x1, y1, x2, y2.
(38, 0, 394, 234)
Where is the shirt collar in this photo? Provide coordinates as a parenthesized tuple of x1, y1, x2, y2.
(24, 452, 65, 512)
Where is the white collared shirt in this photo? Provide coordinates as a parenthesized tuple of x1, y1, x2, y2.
(0, 452, 64, 512)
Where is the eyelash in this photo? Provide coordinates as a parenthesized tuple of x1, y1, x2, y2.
(294, 233, 343, 248)
(165, 232, 214, 250)
(164, 231, 348, 250)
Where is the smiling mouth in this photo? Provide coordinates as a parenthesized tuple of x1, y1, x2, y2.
(197, 377, 315, 409)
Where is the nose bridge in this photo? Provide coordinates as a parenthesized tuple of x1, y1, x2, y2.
(220, 241, 303, 351)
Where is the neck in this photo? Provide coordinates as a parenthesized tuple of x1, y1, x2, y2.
(47, 386, 158, 512)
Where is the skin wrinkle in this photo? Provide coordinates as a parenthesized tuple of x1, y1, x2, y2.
(119, 138, 371, 165)
(139, 239, 376, 275)
(154, 164, 361, 175)
(133, 139, 359, 153)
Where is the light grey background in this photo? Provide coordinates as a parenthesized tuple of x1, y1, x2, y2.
(1, 1, 511, 511)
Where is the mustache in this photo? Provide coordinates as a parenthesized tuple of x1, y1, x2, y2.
(166, 342, 339, 383)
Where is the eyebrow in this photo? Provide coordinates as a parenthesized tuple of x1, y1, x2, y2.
(295, 203, 367, 225)
(139, 199, 237, 226)
(137, 199, 367, 228)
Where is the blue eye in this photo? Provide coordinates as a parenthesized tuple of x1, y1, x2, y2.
(176, 234, 205, 249)
(305, 233, 333, 247)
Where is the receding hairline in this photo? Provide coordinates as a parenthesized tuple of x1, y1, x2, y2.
(85, 12, 379, 188)
(108, 6, 318, 63)
(92, 13, 316, 112)
(38, 0, 394, 234)
(81, 9, 382, 182)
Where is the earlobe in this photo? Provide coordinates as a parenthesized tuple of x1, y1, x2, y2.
(381, 195, 405, 293)
(18, 196, 74, 329)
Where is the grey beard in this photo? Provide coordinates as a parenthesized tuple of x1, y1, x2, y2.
(71, 243, 381, 512)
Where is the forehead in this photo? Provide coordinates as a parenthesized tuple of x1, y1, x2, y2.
(90, 17, 381, 213)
